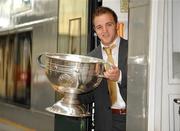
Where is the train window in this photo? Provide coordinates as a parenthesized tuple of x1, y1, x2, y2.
(168, 0, 180, 83)
(58, 0, 88, 55)
(0, 31, 32, 108)
(12, 0, 32, 14)
(0, 35, 7, 99)
(14, 32, 31, 107)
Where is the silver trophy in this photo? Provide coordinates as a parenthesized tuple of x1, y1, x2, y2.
(37, 53, 106, 117)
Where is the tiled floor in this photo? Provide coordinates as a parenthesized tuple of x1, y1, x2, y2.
(0, 118, 35, 131)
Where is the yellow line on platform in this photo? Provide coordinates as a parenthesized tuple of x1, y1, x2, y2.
(0, 118, 36, 131)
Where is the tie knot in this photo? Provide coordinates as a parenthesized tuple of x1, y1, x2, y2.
(103, 44, 116, 55)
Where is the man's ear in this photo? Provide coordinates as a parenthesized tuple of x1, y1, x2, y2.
(116, 23, 119, 30)
(93, 26, 96, 32)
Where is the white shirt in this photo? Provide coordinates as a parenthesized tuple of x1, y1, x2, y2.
(101, 37, 126, 109)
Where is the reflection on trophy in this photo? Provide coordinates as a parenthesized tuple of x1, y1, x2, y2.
(37, 53, 106, 117)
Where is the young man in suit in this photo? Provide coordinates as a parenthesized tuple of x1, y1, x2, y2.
(79, 6, 128, 131)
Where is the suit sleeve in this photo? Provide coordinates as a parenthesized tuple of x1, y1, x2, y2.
(78, 90, 95, 104)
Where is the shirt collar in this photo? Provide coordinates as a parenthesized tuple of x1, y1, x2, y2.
(101, 37, 120, 49)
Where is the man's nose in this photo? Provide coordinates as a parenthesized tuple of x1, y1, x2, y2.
(102, 26, 108, 32)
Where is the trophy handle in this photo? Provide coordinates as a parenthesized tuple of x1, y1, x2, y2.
(98, 74, 106, 78)
(37, 54, 46, 68)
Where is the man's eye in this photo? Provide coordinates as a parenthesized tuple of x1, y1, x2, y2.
(96, 26, 102, 30)
(106, 23, 114, 27)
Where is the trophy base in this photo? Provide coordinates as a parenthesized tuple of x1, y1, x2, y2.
(46, 100, 91, 118)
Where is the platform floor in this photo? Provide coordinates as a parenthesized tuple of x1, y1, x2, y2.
(0, 118, 35, 131)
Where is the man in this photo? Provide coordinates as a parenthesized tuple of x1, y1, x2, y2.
(79, 6, 128, 131)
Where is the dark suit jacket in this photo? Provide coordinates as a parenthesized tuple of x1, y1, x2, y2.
(79, 37, 128, 131)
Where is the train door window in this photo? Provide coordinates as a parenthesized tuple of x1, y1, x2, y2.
(0, 35, 7, 99)
(14, 32, 32, 107)
(0, 31, 32, 108)
(6, 34, 16, 102)
(168, 0, 180, 83)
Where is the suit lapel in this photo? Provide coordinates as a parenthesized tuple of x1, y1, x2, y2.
(96, 45, 103, 59)
(118, 38, 126, 68)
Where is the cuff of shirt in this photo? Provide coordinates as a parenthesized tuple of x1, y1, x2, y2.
(117, 70, 122, 84)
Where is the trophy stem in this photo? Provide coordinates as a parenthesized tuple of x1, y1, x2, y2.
(62, 92, 80, 105)
(46, 92, 91, 117)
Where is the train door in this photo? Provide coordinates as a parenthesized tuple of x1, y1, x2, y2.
(161, 0, 180, 130)
(55, 0, 102, 131)
(126, 0, 180, 130)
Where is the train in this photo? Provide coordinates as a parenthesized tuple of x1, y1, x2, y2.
(0, 0, 180, 131)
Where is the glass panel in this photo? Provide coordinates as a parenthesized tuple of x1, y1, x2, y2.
(172, 0, 180, 79)
(173, 53, 180, 79)
(0, 36, 7, 99)
(13, 0, 32, 14)
(6, 34, 16, 101)
(0, 0, 11, 28)
(0, 32, 31, 108)
(58, 0, 88, 55)
(14, 32, 31, 107)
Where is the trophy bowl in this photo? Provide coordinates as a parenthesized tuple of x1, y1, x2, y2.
(37, 53, 106, 117)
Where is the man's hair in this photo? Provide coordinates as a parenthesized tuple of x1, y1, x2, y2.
(92, 6, 118, 25)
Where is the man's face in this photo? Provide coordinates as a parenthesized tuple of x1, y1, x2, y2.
(93, 13, 118, 46)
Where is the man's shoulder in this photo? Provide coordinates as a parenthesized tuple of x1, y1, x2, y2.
(120, 37, 128, 49)
(120, 37, 128, 44)
(88, 45, 101, 57)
